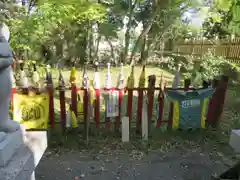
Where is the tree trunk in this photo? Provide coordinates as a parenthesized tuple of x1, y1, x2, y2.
(129, 21, 153, 66)
(88, 24, 93, 64)
(93, 35, 101, 63)
(55, 41, 63, 59)
(106, 38, 116, 65)
(139, 35, 146, 64)
(80, 35, 87, 65)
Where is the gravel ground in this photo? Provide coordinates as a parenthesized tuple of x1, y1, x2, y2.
(36, 150, 228, 180)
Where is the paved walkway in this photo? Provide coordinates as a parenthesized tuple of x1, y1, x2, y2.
(36, 150, 227, 180)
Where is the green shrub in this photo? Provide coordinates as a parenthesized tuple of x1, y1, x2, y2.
(182, 49, 227, 81)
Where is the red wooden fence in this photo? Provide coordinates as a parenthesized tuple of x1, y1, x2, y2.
(10, 73, 229, 133)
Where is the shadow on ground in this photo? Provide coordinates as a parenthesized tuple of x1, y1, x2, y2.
(36, 150, 227, 180)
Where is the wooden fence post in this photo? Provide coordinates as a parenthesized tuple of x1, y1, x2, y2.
(94, 89, 100, 128)
(156, 74, 166, 128)
(115, 89, 123, 132)
(136, 88, 144, 133)
(126, 65, 135, 133)
(46, 68, 54, 129)
(83, 89, 89, 145)
(147, 75, 156, 135)
(208, 76, 228, 128)
(58, 70, 66, 131)
(115, 63, 124, 133)
(213, 75, 229, 127)
(156, 89, 164, 128)
(70, 66, 77, 116)
(82, 64, 89, 144)
(105, 63, 112, 132)
(184, 79, 191, 91)
(136, 65, 146, 134)
(206, 79, 218, 127)
(93, 62, 100, 129)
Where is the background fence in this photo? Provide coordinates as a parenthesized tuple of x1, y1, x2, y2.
(170, 38, 240, 64)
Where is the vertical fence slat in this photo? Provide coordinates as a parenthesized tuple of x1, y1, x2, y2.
(184, 79, 191, 91)
(83, 89, 89, 143)
(212, 76, 229, 127)
(46, 69, 54, 129)
(48, 85, 54, 129)
(70, 66, 77, 116)
(147, 75, 156, 126)
(59, 88, 66, 131)
(127, 89, 133, 122)
(94, 89, 100, 128)
(136, 65, 146, 133)
(115, 89, 122, 132)
(156, 90, 164, 128)
(105, 89, 111, 132)
(59, 71, 66, 131)
(206, 79, 218, 126)
(71, 83, 77, 116)
(136, 89, 143, 133)
(126, 65, 134, 131)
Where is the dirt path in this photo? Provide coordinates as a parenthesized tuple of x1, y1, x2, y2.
(36, 150, 227, 180)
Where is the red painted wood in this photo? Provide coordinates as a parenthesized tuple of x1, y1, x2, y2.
(59, 87, 66, 131)
(11, 87, 16, 103)
(94, 89, 100, 128)
(105, 89, 111, 132)
(156, 90, 164, 128)
(71, 83, 77, 116)
(147, 89, 155, 123)
(47, 86, 54, 128)
(136, 89, 143, 132)
(83, 89, 89, 132)
(206, 79, 218, 124)
(115, 90, 122, 132)
(127, 89, 133, 121)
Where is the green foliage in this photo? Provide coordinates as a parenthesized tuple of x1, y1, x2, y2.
(204, 0, 240, 37)
(0, 0, 24, 23)
(5, 0, 203, 66)
(182, 50, 227, 80)
(8, 1, 107, 64)
(199, 50, 226, 80)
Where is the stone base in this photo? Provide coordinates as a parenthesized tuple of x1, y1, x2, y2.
(0, 129, 24, 167)
(229, 129, 240, 153)
(0, 131, 47, 180)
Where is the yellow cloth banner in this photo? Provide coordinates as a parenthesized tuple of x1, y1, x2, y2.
(13, 93, 49, 129)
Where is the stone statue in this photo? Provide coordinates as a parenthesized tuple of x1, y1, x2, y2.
(0, 23, 20, 137)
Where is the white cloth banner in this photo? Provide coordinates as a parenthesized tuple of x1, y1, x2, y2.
(106, 90, 119, 118)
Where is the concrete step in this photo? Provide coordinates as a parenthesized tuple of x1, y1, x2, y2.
(0, 130, 47, 180)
